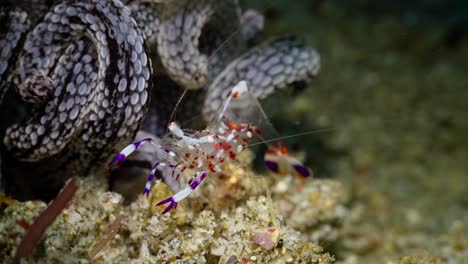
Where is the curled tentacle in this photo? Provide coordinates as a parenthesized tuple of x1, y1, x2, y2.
(156, 0, 213, 89)
(140, 0, 247, 135)
(202, 36, 320, 120)
(4, 0, 152, 162)
(18, 74, 54, 104)
(1, 0, 152, 200)
(126, 0, 159, 43)
(3, 0, 52, 24)
(198, 0, 246, 81)
(240, 9, 264, 44)
(6, 39, 97, 160)
(0, 8, 30, 103)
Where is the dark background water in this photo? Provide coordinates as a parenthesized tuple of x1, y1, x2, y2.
(243, 0, 468, 262)
(0, 0, 466, 262)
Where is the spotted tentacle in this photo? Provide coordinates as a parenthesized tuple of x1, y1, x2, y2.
(4, 0, 152, 162)
(156, 0, 213, 89)
(1, 0, 152, 200)
(240, 9, 264, 44)
(202, 36, 320, 120)
(126, 0, 159, 42)
(0, 8, 30, 103)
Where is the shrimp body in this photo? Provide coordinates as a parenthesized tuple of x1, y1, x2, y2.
(167, 121, 257, 175)
(110, 81, 261, 213)
(110, 81, 311, 214)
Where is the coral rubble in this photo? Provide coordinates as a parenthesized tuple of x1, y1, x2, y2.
(0, 155, 344, 263)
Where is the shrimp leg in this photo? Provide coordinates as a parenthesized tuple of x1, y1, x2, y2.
(108, 138, 155, 166)
(156, 171, 207, 214)
(143, 162, 169, 195)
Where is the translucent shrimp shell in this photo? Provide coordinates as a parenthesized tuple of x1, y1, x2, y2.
(161, 119, 259, 180)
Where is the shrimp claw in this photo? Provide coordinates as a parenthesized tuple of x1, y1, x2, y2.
(156, 171, 207, 214)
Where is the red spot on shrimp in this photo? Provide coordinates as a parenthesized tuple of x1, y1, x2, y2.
(280, 146, 289, 155)
(215, 142, 231, 151)
(229, 151, 236, 159)
(209, 164, 216, 173)
(228, 122, 238, 130)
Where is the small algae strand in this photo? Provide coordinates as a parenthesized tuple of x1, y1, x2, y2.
(13, 178, 78, 264)
(89, 215, 124, 259)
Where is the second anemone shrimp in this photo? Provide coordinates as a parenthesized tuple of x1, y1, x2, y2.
(109, 80, 312, 214)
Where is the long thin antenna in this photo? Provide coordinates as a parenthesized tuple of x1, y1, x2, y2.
(168, 1, 274, 126)
(168, 29, 239, 127)
(247, 128, 335, 147)
(167, 88, 187, 127)
(196, 28, 240, 78)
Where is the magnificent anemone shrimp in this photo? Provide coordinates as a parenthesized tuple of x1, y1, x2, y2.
(109, 80, 313, 214)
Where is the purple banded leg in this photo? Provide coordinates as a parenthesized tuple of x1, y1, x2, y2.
(156, 171, 208, 214)
(143, 162, 168, 196)
(293, 164, 311, 178)
(108, 138, 154, 167)
(286, 156, 312, 178)
(265, 160, 279, 173)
